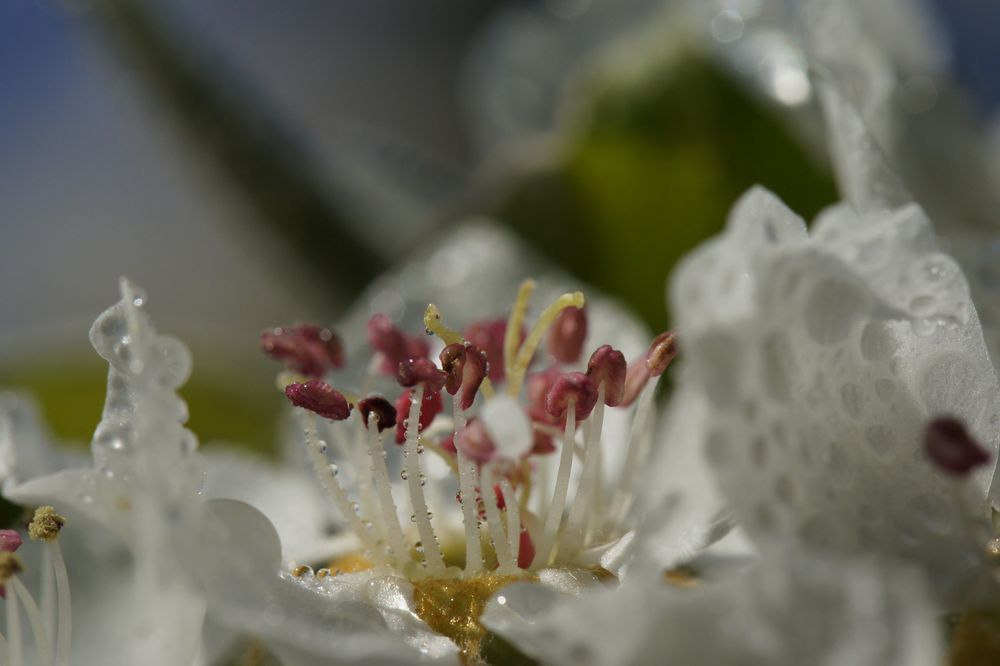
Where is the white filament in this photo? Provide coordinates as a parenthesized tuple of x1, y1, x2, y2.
(49, 542, 70, 666)
(364, 416, 409, 566)
(9, 578, 51, 666)
(563, 389, 605, 555)
(500, 479, 521, 568)
(40, 548, 54, 645)
(403, 386, 444, 573)
(303, 415, 375, 557)
(453, 406, 484, 574)
(481, 465, 515, 573)
(535, 402, 577, 569)
(608, 380, 658, 528)
(7, 576, 21, 666)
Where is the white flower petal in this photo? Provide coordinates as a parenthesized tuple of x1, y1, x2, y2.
(484, 548, 942, 666)
(671, 186, 1000, 605)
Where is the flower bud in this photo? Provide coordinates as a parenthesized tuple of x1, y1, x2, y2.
(646, 331, 678, 377)
(261, 324, 344, 377)
(924, 416, 991, 476)
(397, 357, 447, 392)
(586, 344, 627, 406)
(440, 343, 488, 409)
(544, 372, 599, 421)
(358, 396, 397, 432)
(394, 388, 444, 444)
(548, 306, 587, 363)
(285, 380, 352, 420)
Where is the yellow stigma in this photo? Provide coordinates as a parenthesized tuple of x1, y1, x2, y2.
(0, 552, 23, 585)
(423, 304, 495, 399)
(28, 506, 65, 542)
(506, 291, 585, 396)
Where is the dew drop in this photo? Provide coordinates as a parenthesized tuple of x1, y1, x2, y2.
(401, 469, 409, 481)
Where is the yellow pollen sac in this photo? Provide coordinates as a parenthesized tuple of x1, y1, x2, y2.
(413, 573, 534, 666)
(28, 506, 66, 542)
(0, 552, 24, 585)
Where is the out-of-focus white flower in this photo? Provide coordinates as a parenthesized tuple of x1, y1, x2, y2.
(670, 184, 1000, 607)
(0, 279, 207, 665)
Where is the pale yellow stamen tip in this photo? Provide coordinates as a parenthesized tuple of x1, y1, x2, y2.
(423, 304, 463, 346)
(503, 279, 536, 380)
(28, 506, 65, 542)
(0, 552, 23, 585)
(507, 290, 586, 396)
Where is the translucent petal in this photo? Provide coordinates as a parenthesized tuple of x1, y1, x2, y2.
(484, 547, 942, 666)
(671, 186, 1000, 605)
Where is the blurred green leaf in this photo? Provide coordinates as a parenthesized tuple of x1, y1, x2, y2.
(497, 52, 837, 329)
(4, 356, 281, 458)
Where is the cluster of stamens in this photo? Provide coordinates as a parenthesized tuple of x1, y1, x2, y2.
(262, 280, 677, 582)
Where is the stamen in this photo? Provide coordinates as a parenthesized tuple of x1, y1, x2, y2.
(302, 415, 377, 560)
(563, 386, 606, 555)
(285, 381, 353, 420)
(27, 507, 68, 666)
(499, 479, 521, 568)
(504, 280, 536, 379)
(260, 324, 344, 377)
(452, 406, 484, 574)
(363, 414, 409, 567)
(6, 568, 22, 666)
(402, 386, 445, 573)
(10, 578, 52, 666)
(397, 358, 446, 393)
(440, 344, 488, 410)
(544, 372, 599, 422)
(507, 291, 585, 397)
(424, 304, 496, 398)
(535, 400, 577, 569)
(586, 346, 626, 406)
(480, 465, 516, 574)
(924, 416, 992, 476)
(608, 378, 659, 528)
(548, 306, 587, 364)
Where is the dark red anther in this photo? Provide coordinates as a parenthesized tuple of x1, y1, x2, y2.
(454, 418, 496, 464)
(549, 306, 587, 364)
(924, 416, 991, 476)
(261, 324, 345, 377)
(530, 428, 556, 455)
(285, 380, 352, 420)
(397, 357, 446, 392)
(358, 396, 397, 432)
(646, 331, 678, 377)
(0, 531, 21, 553)
(545, 372, 599, 422)
(493, 484, 506, 511)
(586, 345, 627, 406)
(394, 388, 444, 444)
(517, 526, 535, 569)
(442, 434, 457, 456)
(465, 318, 519, 383)
(620, 358, 650, 408)
(367, 314, 430, 375)
(440, 343, 488, 410)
